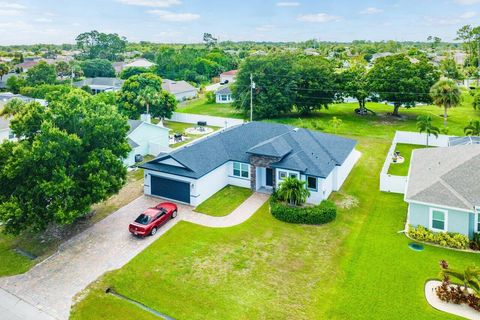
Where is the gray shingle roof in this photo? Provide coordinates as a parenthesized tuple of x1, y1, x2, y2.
(127, 138, 139, 148)
(215, 86, 232, 95)
(127, 120, 143, 135)
(405, 145, 480, 211)
(73, 77, 124, 89)
(161, 79, 197, 94)
(141, 122, 356, 179)
(449, 136, 480, 146)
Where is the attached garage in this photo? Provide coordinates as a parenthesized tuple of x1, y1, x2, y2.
(151, 175, 191, 204)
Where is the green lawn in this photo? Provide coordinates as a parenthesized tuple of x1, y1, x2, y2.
(387, 143, 428, 176)
(70, 136, 477, 320)
(194, 185, 253, 217)
(164, 120, 220, 148)
(177, 96, 245, 119)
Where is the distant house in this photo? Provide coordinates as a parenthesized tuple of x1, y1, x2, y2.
(371, 52, 393, 62)
(124, 58, 155, 69)
(73, 77, 124, 94)
(112, 62, 125, 74)
(453, 51, 467, 66)
(0, 92, 47, 106)
(14, 60, 39, 72)
(0, 73, 16, 89)
(140, 122, 359, 206)
(405, 145, 480, 239)
(125, 117, 170, 167)
(161, 79, 198, 101)
(219, 70, 238, 84)
(215, 86, 233, 103)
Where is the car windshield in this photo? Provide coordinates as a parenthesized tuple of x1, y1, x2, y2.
(134, 214, 151, 225)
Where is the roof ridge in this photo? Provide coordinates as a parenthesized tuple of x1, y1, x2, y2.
(304, 130, 338, 164)
(438, 178, 473, 209)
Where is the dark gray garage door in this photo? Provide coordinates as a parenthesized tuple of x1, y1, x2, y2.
(151, 176, 190, 204)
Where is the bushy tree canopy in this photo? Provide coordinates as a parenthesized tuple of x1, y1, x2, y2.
(26, 61, 57, 86)
(79, 59, 115, 78)
(0, 90, 130, 234)
(119, 66, 150, 79)
(117, 73, 177, 119)
(75, 30, 126, 61)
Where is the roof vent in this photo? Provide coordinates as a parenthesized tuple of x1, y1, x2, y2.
(293, 128, 299, 132)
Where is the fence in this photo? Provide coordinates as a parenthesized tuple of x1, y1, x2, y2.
(168, 112, 244, 128)
(379, 131, 451, 194)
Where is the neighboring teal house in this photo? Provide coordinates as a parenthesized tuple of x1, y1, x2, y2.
(125, 118, 170, 166)
(405, 145, 480, 239)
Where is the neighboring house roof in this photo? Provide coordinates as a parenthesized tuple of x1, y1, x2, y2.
(141, 122, 356, 179)
(124, 58, 155, 69)
(0, 73, 16, 89)
(127, 138, 139, 148)
(127, 119, 143, 135)
(215, 86, 232, 95)
(161, 79, 197, 95)
(15, 60, 39, 69)
(220, 70, 238, 77)
(73, 78, 124, 91)
(448, 136, 480, 146)
(112, 62, 125, 74)
(0, 92, 47, 106)
(405, 145, 480, 211)
(127, 119, 170, 147)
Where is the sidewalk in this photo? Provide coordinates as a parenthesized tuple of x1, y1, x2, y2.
(0, 288, 57, 320)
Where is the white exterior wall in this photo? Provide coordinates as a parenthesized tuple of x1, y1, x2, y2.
(174, 90, 198, 101)
(226, 161, 251, 188)
(125, 123, 170, 166)
(333, 149, 361, 191)
(0, 128, 10, 142)
(215, 94, 233, 104)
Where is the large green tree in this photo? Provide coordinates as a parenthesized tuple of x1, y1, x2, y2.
(293, 56, 336, 114)
(232, 54, 297, 119)
(75, 30, 126, 61)
(429, 79, 461, 127)
(0, 90, 130, 234)
(79, 59, 115, 78)
(26, 61, 57, 86)
(440, 58, 464, 80)
(6, 75, 26, 94)
(368, 54, 439, 116)
(0, 63, 9, 80)
(338, 63, 372, 115)
(117, 73, 177, 120)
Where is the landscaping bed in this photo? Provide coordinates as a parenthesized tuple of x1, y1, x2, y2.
(270, 197, 336, 225)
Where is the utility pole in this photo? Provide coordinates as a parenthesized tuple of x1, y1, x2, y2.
(250, 73, 255, 122)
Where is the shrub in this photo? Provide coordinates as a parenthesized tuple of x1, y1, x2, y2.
(470, 233, 480, 251)
(270, 196, 336, 225)
(205, 91, 215, 103)
(408, 225, 470, 249)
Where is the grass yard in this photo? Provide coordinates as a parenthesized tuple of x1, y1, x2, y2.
(164, 120, 220, 148)
(177, 96, 244, 119)
(194, 185, 253, 217)
(387, 143, 428, 176)
(70, 136, 477, 319)
(0, 157, 153, 277)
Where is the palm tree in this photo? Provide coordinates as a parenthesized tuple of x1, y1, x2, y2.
(417, 115, 440, 147)
(440, 260, 480, 295)
(135, 86, 162, 118)
(276, 176, 310, 206)
(464, 120, 480, 136)
(430, 79, 461, 127)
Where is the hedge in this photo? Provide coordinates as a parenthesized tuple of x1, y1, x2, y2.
(408, 225, 470, 249)
(270, 198, 336, 225)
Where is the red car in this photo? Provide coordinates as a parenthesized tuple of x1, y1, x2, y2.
(129, 202, 178, 237)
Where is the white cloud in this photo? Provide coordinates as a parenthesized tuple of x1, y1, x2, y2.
(276, 2, 300, 7)
(360, 7, 383, 15)
(0, 2, 26, 16)
(148, 10, 199, 21)
(454, 0, 480, 4)
(35, 17, 53, 23)
(459, 11, 476, 18)
(117, 0, 181, 7)
(297, 13, 340, 23)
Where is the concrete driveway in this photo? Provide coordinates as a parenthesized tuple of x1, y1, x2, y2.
(0, 196, 189, 320)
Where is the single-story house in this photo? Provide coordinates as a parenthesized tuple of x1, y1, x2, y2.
(73, 77, 124, 94)
(14, 60, 39, 72)
(405, 145, 480, 239)
(124, 58, 155, 69)
(125, 117, 171, 166)
(140, 122, 360, 206)
(219, 70, 238, 84)
(161, 79, 198, 101)
(215, 86, 233, 103)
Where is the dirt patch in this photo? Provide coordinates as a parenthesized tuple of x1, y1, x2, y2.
(335, 194, 359, 210)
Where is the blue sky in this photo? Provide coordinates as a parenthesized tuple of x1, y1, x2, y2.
(0, 0, 479, 45)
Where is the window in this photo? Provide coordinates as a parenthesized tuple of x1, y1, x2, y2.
(233, 162, 249, 178)
(430, 209, 447, 231)
(307, 176, 317, 190)
(476, 211, 480, 233)
(279, 171, 288, 180)
(221, 95, 228, 101)
(289, 173, 298, 179)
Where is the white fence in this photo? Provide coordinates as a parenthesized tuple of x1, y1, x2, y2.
(380, 131, 451, 194)
(168, 112, 244, 128)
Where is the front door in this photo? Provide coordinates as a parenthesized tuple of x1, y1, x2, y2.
(266, 168, 273, 187)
